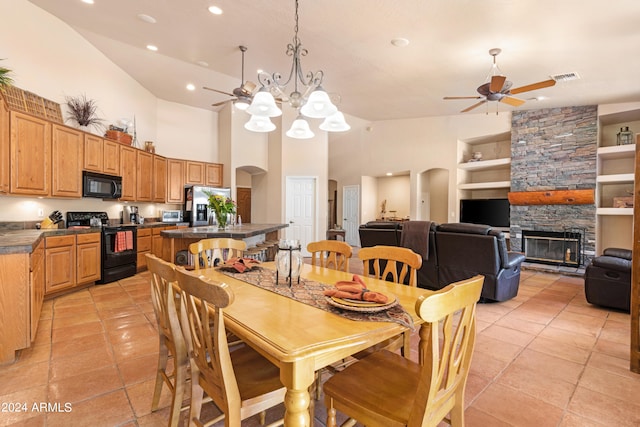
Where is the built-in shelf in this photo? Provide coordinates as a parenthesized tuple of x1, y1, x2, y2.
(457, 157, 511, 171)
(596, 173, 634, 184)
(597, 143, 636, 159)
(596, 207, 634, 216)
(458, 181, 511, 190)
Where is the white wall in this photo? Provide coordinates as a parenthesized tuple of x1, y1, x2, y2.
(377, 175, 410, 219)
(329, 112, 511, 223)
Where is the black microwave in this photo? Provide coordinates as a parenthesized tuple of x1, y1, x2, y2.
(82, 171, 122, 199)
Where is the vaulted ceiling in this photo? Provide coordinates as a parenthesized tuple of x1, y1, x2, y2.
(28, 0, 640, 121)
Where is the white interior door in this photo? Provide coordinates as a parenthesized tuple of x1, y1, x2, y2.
(342, 185, 360, 246)
(285, 177, 316, 256)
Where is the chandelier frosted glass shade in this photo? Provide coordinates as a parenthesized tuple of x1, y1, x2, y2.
(299, 87, 337, 118)
(246, 90, 282, 117)
(244, 115, 276, 132)
(234, 95, 251, 111)
(286, 117, 314, 139)
(319, 111, 351, 132)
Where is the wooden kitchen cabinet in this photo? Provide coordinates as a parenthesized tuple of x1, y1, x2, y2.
(83, 133, 103, 172)
(205, 162, 223, 187)
(152, 225, 176, 260)
(45, 235, 76, 295)
(103, 139, 120, 175)
(30, 239, 45, 341)
(137, 228, 152, 271)
(0, 94, 9, 194)
(166, 158, 185, 203)
(76, 233, 101, 284)
(136, 150, 153, 202)
(120, 145, 137, 201)
(10, 111, 51, 196)
(153, 155, 167, 203)
(0, 239, 45, 364)
(185, 160, 205, 185)
(52, 124, 83, 198)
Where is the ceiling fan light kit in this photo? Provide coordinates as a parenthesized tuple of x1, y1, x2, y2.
(244, 114, 276, 132)
(444, 48, 556, 114)
(245, 0, 348, 139)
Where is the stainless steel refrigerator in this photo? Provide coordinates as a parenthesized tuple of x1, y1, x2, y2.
(184, 185, 231, 227)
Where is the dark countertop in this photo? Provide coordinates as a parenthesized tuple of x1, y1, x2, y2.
(0, 227, 104, 255)
(160, 223, 288, 239)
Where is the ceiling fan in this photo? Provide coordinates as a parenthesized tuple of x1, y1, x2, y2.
(204, 45, 257, 110)
(444, 48, 556, 113)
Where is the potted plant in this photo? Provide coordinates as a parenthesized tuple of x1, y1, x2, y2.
(65, 94, 104, 132)
(0, 59, 14, 89)
(205, 192, 236, 229)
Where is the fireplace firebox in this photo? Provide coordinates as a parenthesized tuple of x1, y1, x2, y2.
(522, 229, 584, 267)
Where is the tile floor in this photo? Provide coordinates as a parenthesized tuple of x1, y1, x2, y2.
(1, 262, 639, 426)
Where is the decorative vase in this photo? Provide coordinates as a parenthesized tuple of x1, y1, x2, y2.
(215, 211, 228, 230)
(275, 239, 304, 286)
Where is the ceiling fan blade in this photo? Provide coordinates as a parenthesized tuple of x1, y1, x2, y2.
(212, 99, 235, 107)
(490, 75, 506, 93)
(203, 86, 234, 97)
(500, 96, 526, 107)
(461, 100, 487, 113)
(443, 96, 483, 100)
(509, 79, 556, 95)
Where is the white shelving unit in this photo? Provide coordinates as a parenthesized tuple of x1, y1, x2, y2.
(457, 132, 511, 202)
(595, 109, 640, 254)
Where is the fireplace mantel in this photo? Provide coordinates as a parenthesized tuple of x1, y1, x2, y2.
(508, 189, 595, 206)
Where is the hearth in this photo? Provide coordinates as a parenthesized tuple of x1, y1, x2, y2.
(522, 229, 584, 267)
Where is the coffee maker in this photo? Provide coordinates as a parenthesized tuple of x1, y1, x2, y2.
(122, 205, 139, 224)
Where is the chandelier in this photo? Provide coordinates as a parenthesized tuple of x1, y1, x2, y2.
(244, 0, 350, 139)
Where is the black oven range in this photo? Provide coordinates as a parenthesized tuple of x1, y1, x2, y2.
(66, 212, 137, 284)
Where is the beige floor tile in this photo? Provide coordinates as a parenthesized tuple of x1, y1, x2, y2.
(579, 365, 640, 404)
(587, 352, 638, 380)
(496, 362, 576, 408)
(537, 325, 598, 350)
(111, 336, 159, 363)
(494, 315, 547, 335)
(51, 311, 101, 329)
(118, 353, 159, 386)
(568, 386, 640, 426)
(474, 334, 524, 362)
(46, 389, 135, 427)
(480, 323, 536, 347)
(0, 360, 49, 396)
(559, 412, 608, 427)
(0, 386, 48, 427)
(107, 322, 157, 345)
(468, 351, 512, 380)
(593, 337, 629, 360)
(527, 335, 591, 364)
(48, 364, 122, 404)
(471, 382, 564, 427)
(548, 310, 607, 337)
(511, 348, 584, 384)
(102, 313, 151, 331)
(50, 333, 110, 360)
(464, 406, 514, 427)
(599, 319, 630, 345)
(49, 346, 115, 382)
(51, 320, 104, 343)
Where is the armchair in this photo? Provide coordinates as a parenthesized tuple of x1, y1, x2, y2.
(585, 248, 631, 312)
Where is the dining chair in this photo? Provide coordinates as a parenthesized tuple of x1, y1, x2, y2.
(189, 238, 247, 271)
(307, 240, 353, 272)
(357, 245, 423, 357)
(175, 267, 286, 427)
(323, 275, 484, 427)
(147, 254, 188, 427)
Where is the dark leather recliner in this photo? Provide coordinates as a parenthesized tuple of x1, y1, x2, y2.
(358, 221, 402, 247)
(435, 223, 525, 302)
(585, 248, 631, 312)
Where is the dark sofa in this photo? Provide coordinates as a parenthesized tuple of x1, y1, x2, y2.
(358, 221, 525, 302)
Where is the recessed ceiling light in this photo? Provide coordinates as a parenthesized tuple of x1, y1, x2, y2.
(137, 14, 157, 24)
(391, 38, 409, 47)
(186, 83, 196, 91)
(81, 0, 94, 4)
(146, 45, 158, 52)
(386, 172, 393, 176)
(208, 5, 223, 15)
(195, 60, 209, 67)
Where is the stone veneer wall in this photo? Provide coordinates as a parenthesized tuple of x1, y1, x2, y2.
(510, 105, 598, 265)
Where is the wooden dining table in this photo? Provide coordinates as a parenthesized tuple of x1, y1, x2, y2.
(197, 262, 432, 427)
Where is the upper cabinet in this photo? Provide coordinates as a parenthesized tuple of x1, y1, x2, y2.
(595, 108, 640, 253)
(136, 150, 153, 202)
(10, 111, 51, 196)
(166, 158, 185, 204)
(152, 155, 167, 203)
(205, 162, 223, 187)
(185, 160, 205, 185)
(51, 124, 83, 198)
(120, 145, 137, 201)
(0, 95, 9, 194)
(457, 132, 511, 199)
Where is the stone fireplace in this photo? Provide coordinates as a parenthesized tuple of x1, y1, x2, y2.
(509, 106, 598, 267)
(522, 229, 584, 266)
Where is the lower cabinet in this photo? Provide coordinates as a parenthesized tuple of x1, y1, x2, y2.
(137, 228, 152, 271)
(45, 233, 101, 296)
(0, 239, 45, 364)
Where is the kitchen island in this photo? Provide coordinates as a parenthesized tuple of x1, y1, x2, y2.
(160, 223, 288, 265)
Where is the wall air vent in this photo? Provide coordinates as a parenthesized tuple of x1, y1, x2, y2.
(550, 72, 581, 82)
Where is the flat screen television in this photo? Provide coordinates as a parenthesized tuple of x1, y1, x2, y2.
(459, 198, 510, 228)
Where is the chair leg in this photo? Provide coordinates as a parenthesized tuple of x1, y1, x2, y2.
(449, 390, 466, 427)
(401, 331, 410, 358)
(189, 376, 205, 427)
(151, 338, 169, 411)
(327, 400, 337, 427)
(168, 359, 188, 427)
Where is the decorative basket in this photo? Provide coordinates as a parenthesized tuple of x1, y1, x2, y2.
(0, 86, 63, 123)
(105, 130, 133, 145)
